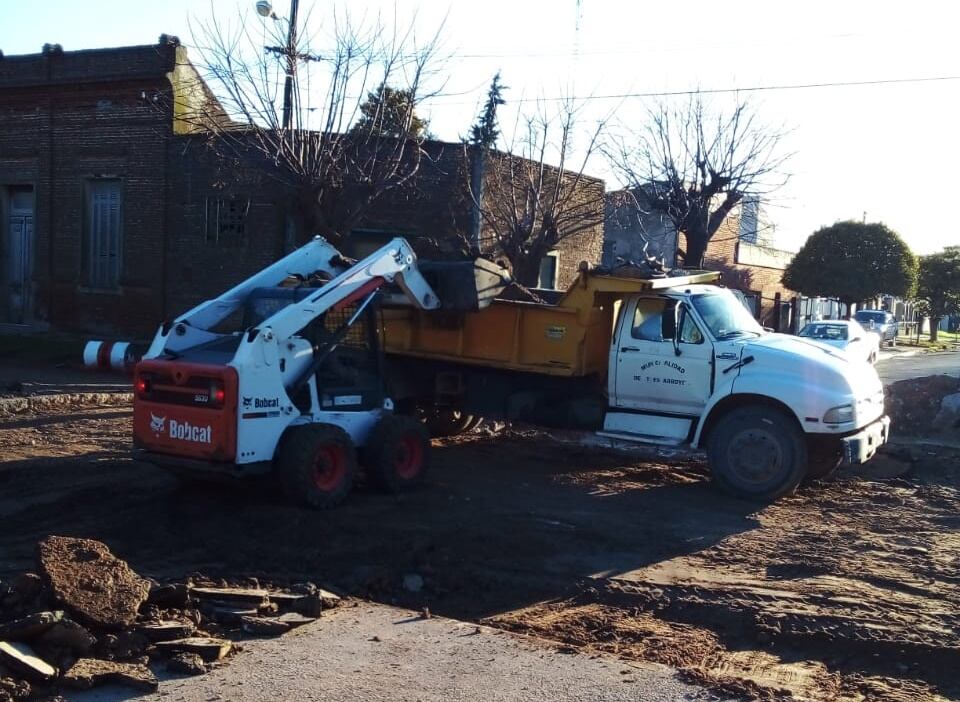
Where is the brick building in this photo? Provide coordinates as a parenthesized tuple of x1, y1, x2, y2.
(604, 190, 795, 328)
(0, 39, 604, 337)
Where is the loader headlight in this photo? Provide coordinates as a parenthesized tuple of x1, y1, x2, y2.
(823, 404, 854, 424)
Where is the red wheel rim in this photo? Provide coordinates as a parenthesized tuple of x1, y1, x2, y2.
(312, 444, 347, 492)
(394, 434, 424, 480)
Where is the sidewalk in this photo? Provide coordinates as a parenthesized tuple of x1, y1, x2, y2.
(0, 360, 130, 397)
(71, 603, 721, 702)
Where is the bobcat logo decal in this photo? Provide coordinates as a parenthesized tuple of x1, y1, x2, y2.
(150, 413, 166, 436)
(242, 396, 253, 409)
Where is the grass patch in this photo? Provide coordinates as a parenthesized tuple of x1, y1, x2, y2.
(895, 330, 959, 351)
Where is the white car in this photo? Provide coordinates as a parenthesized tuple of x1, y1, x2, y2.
(798, 320, 880, 364)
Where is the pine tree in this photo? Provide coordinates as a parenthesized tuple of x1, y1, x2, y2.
(469, 72, 506, 148)
(351, 84, 428, 139)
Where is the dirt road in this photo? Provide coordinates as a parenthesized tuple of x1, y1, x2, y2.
(1, 405, 958, 701)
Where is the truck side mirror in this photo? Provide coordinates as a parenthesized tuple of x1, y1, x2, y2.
(673, 304, 683, 357)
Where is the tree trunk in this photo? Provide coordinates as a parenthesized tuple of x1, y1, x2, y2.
(512, 255, 543, 289)
(682, 230, 708, 269)
(930, 316, 942, 342)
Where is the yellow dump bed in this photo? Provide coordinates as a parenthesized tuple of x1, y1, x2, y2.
(382, 270, 720, 378)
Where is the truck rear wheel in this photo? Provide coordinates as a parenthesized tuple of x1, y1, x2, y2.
(363, 414, 431, 492)
(707, 407, 807, 501)
(276, 424, 355, 509)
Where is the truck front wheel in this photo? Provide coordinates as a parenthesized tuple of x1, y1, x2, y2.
(276, 424, 356, 509)
(363, 414, 431, 493)
(707, 407, 807, 501)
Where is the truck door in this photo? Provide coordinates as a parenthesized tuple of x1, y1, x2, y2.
(612, 297, 714, 417)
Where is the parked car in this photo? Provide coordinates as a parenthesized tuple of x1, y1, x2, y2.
(854, 309, 899, 346)
(798, 320, 880, 364)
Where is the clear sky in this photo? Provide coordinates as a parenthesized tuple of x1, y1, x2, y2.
(3, 0, 959, 255)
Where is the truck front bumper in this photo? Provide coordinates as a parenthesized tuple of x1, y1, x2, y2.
(841, 415, 891, 465)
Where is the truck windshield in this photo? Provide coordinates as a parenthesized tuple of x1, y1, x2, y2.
(691, 292, 765, 340)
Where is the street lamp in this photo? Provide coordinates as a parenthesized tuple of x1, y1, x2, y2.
(255, 1, 277, 19)
(256, 0, 300, 131)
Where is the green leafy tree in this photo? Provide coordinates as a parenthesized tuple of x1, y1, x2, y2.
(469, 72, 506, 148)
(782, 221, 918, 317)
(351, 84, 429, 140)
(917, 246, 960, 341)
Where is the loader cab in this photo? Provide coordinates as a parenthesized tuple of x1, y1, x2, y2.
(243, 286, 387, 414)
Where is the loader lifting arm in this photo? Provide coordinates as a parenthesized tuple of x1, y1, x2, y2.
(143, 237, 442, 360)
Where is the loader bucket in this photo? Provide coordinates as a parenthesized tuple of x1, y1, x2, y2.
(419, 258, 511, 312)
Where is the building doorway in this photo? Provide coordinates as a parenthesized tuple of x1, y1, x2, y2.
(3, 185, 35, 323)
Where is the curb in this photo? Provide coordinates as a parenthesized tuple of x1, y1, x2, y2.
(0, 391, 132, 417)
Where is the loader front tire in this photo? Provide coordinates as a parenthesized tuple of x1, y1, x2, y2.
(363, 414, 431, 493)
(276, 424, 355, 509)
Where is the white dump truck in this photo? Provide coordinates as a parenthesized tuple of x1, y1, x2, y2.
(383, 263, 890, 500)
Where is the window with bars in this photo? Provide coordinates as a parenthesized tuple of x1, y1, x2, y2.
(84, 179, 123, 290)
(205, 198, 250, 245)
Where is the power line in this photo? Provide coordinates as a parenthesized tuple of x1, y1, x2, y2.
(427, 74, 960, 105)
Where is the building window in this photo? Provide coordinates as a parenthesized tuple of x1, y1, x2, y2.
(538, 251, 560, 290)
(84, 179, 123, 290)
(206, 198, 249, 245)
(347, 229, 414, 259)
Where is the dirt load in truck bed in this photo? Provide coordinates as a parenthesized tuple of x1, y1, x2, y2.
(1, 400, 958, 700)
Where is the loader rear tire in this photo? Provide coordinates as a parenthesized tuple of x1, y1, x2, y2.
(363, 414, 431, 493)
(707, 406, 807, 501)
(276, 424, 355, 509)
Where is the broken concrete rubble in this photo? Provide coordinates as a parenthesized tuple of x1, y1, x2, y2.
(37, 536, 150, 629)
(62, 657, 158, 691)
(136, 620, 197, 642)
(0, 642, 56, 681)
(154, 637, 233, 662)
(276, 612, 317, 628)
(166, 652, 207, 676)
(0, 612, 63, 641)
(37, 619, 96, 656)
(240, 616, 289, 636)
(0, 536, 344, 697)
(0, 676, 30, 702)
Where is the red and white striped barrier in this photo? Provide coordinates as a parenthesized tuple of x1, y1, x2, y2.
(82, 340, 138, 373)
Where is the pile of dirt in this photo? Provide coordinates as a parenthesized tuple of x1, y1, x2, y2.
(885, 374, 960, 436)
(0, 536, 342, 700)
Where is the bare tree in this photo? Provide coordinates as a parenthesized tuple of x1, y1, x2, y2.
(605, 93, 791, 269)
(172, 4, 446, 245)
(472, 100, 606, 287)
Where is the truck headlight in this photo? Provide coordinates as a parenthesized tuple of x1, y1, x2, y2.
(823, 404, 854, 424)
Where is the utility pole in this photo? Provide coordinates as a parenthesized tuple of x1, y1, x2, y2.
(281, 0, 299, 131)
(258, 0, 302, 131)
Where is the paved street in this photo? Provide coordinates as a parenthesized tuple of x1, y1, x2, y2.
(876, 350, 960, 383)
(71, 604, 722, 702)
